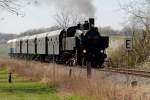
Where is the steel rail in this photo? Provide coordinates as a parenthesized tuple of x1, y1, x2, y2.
(99, 68, 150, 78)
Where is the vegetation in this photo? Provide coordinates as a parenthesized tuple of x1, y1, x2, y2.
(0, 42, 8, 56)
(109, 32, 149, 68)
(0, 69, 59, 100)
(0, 57, 149, 100)
(0, 64, 90, 100)
(107, 0, 150, 68)
(0, 0, 149, 99)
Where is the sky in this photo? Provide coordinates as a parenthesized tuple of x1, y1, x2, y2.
(0, 0, 131, 34)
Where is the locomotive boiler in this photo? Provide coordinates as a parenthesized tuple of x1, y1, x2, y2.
(7, 18, 109, 68)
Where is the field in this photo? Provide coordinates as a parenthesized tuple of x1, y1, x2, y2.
(107, 35, 125, 53)
(0, 57, 149, 100)
(0, 66, 87, 100)
(0, 43, 8, 57)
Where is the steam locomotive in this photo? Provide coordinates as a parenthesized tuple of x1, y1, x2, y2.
(7, 18, 109, 68)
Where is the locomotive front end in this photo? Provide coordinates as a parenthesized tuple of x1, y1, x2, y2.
(83, 18, 109, 68)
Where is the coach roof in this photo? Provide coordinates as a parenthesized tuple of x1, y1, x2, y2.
(36, 32, 48, 39)
(21, 36, 29, 41)
(28, 35, 36, 40)
(47, 30, 62, 37)
(7, 39, 17, 43)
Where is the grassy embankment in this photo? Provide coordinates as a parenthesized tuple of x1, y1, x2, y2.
(0, 57, 149, 100)
(0, 43, 8, 57)
(0, 64, 88, 100)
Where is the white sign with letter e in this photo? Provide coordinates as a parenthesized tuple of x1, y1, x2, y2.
(125, 37, 132, 51)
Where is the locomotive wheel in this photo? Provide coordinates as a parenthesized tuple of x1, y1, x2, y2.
(99, 62, 104, 68)
(98, 58, 105, 68)
(91, 60, 97, 68)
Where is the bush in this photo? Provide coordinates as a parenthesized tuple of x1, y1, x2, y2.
(108, 29, 150, 68)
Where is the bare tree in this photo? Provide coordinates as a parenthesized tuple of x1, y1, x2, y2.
(54, 9, 86, 29)
(109, 0, 150, 68)
(0, 0, 22, 15)
(121, 0, 150, 29)
(0, 0, 36, 16)
(129, 1, 149, 61)
(120, 0, 150, 65)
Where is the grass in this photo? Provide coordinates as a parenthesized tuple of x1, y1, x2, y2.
(0, 68, 61, 100)
(0, 57, 150, 100)
(0, 43, 8, 57)
(0, 67, 89, 100)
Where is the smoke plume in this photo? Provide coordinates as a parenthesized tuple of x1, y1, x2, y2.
(32, 0, 96, 17)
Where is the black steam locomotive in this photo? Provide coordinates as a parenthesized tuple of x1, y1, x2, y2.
(7, 18, 109, 68)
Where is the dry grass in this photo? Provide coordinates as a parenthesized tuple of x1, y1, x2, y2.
(0, 57, 150, 100)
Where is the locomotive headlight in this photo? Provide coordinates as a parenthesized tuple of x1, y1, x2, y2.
(83, 49, 86, 53)
(100, 50, 104, 53)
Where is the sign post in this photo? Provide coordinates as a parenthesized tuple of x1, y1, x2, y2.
(125, 37, 133, 67)
(125, 37, 133, 86)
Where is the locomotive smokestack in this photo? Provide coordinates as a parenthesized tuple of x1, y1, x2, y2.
(89, 18, 95, 29)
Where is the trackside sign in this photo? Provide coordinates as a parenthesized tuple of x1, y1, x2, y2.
(125, 37, 132, 51)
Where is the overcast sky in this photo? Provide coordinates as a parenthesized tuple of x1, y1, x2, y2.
(0, 0, 130, 34)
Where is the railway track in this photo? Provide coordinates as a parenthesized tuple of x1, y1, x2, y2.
(99, 68, 150, 78)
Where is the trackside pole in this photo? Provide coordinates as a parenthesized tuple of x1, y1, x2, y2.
(53, 45, 56, 83)
(8, 72, 12, 83)
(87, 61, 91, 78)
(127, 50, 130, 67)
(69, 68, 72, 78)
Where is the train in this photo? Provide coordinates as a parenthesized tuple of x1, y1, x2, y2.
(7, 18, 109, 68)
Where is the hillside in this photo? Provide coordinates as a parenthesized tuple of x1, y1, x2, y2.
(19, 26, 60, 37)
(0, 33, 16, 42)
(0, 33, 16, 56)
